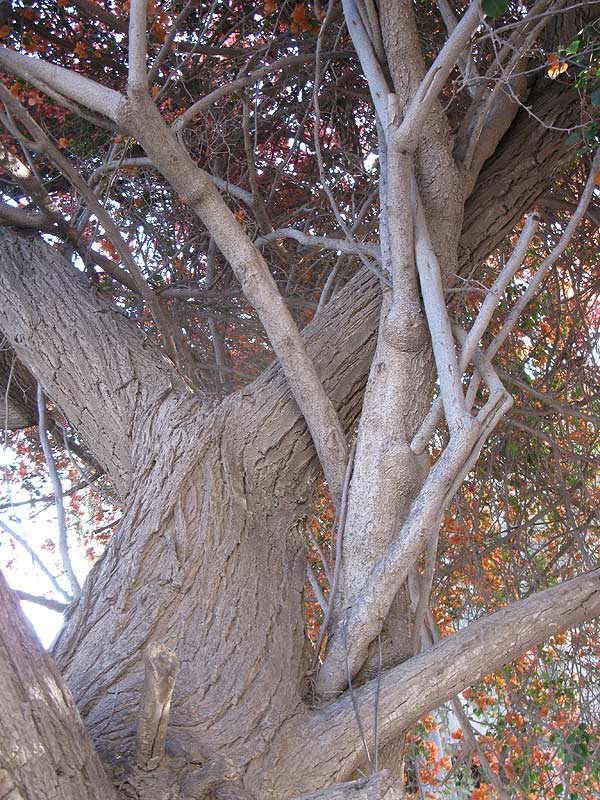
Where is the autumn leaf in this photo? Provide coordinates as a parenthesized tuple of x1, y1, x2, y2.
(0, 24, 10, 38)
(547, 53, 568, 79)
(74, 42, 87, 58)
(57, 137, 71, 149)
(264, 0, 277, 12)
(290, 3, 312, 33)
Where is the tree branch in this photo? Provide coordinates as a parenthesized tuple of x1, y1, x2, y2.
(0, 231, 187, 496)
(13, 589, 69, 613)
(269, 569, 600, 795)
(0, 46, 122, 122)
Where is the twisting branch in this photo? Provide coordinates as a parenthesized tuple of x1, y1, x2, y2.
(411, 212, 539, 454)
(413, 188, 470, 433)
(390, 0, 483, 148)
(37, 385, 80, 598)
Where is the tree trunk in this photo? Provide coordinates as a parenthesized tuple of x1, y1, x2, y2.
(0, 571, 118, 800)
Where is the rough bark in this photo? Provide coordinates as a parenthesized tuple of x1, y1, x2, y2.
(0, 570, 118, 800)
(0, 229, 187, 498)
(293, 772, 403, 800)
(0, 345, 37, 430)
(0, 233, 378, 794)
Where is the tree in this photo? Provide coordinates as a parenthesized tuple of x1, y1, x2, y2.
(0, 0, 599, 798)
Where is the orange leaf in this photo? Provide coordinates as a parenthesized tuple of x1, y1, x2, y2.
(547, 53, 568, 79)
(264, 0, 277, 12)
(291, 4, 307, 24)
(57, 137, 71, 149)
(75, 42, 87, 58)
(0, 24, 10, 38)
(594, 171, 600, 186)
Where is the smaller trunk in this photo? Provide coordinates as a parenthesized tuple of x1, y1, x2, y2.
(0, 571, 117, 800)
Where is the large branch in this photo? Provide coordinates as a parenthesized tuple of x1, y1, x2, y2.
(120, 84, 350, 503)
(0, 46, 121, 123)
(261, 569, 600, 796)
(0, 230, 187, 496)
(0, 570, 118, 800)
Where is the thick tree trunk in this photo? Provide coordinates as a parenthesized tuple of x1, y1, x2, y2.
(0, 571, 118, 800)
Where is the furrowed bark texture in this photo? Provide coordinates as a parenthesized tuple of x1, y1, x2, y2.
(0, 230, 186, 498)
(0, 571, 118, 800)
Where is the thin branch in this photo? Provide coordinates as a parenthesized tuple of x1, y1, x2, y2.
(13, 589, 68, 613)
(341, 0, 391, 128)
(173, 52, 351, 132)
(411, 212, 539, 453)
(0, 517, 72, 601)
(307, 563, 328, 614)
(37, 385, 80, 598)
(257, 229, 380, 260)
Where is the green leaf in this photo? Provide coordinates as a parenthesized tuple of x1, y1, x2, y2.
(482, 0, 507, 17)
(566, 38, 581, 55)
(591, 87, 600, 106)
(554, 785, 564, 796)
(565, 131, 580, 145)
